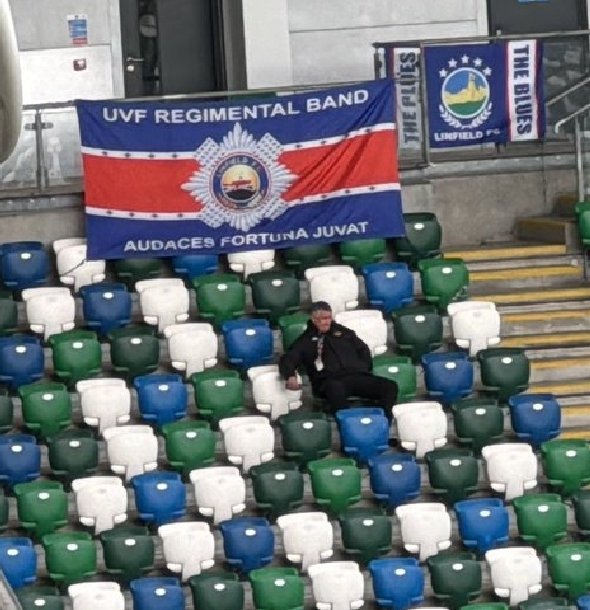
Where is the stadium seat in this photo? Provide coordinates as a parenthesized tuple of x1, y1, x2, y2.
(425, 447, 479, 504)
(49, 329, 102, 386)
(0, 291, 17, 335)
(108, 325, 160, 378)
(104, 425, 158, 480)
(250, 460, 304, 518)
(305, 265, 359, 314)
(427, 552, 482, 610)
(477, 347, 530, 403)
(451, 397, 505, 454)
(335, 407, 390, 464)
(250, 567, 304, 610)
(486, 547, 542, 606)
(454, 498, 510, 554)
(189, 571, 245, 610)
(393, 212, 442, 269)
(369, 557, 424, 610)
(0, 434, 40, 487)
(47, 429, 98, 482)
(190, 466, 246, 524)
(335, 309, 388, 356)
(520, 598, 573, 610)
(308, 457, 362, 515)
(447, 301, 501, 357)
(228, 249, 275, 278)
(162, 420, 216, 473)
(372, 355, 417, 402)
(418, 257, 469, 313)
(391, 305, 444, 363)
(71, 476, 127, 534)
(219, 415, 274, 472)
(368, 452, 421, 508)
(396, 502, 452, 560)
(459, 604, 508, 610)
(580, 597, 590, 610)
(0, 241, 48, 292)
(278, 312, 309, 350)
(135, 373, 187, 426)
(132, 471, 186, 526)
(512, 493, 567, 550)
(17, 586, 64, 610)
(79, 282, 131, 336)
(0, 334, 44, 390)
(191, 369, 245, 425)
(308, 561, 364, 610)
(421, 351, 474, 406)
(172, 253, 218, 282)
(572, 490, 590, 535)
(164, 323, 218, 376)
(21, 287, 75, 340)
(282, 244, 332, 276)
(158, 521, 215, 580)
(0, 537, 36, 589)
(14, 480, 68, 538)
(77, 377, 131, 434)
(249, 270, 300, 325)
(53, 238, 106, 292)
(362, 262, 414, 314)
(546, 543, 590, 599)
(575, 201, 590, 249)
(541, 439, 590, 496)
(101, 524, 155, 581)
(508, 393, 561, 447)
(277, 512, 333, 571)
(113, 257, 165, 287)
(222, 319, 273, 370)
(129, 576, 184, 610)
(136, 278, 190, 332)
(248, 365, 302, 420)
(392, 401, 447, 458)
(339, 507, 392, 563)
(42, 531, 97, 585)
(194, 273, 246, 328)
(19, 381, 72, 441)
(482, 443, 537, 500)
(68, 582, 124, 610)
(278, 410, 332, 466)
(339, 238, 386, 269)
(219, 517, 274, 574)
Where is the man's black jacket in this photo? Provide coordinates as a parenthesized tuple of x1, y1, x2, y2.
(279, 320, 372, 392)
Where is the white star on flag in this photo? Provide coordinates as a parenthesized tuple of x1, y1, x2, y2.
(461, 55, 469, 64)
(448, 58, 457, 68)
(474, 57, 483, 67)
(483, 67, 492, 76)
(439, 68, 448, 77)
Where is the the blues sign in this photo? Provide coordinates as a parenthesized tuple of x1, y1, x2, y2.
(76, 80, 404, 259)
(425, 40, 544, 147)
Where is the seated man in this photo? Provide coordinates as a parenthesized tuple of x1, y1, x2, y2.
(279, 301, 398, 415)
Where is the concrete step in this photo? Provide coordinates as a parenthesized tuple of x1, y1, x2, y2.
(463, 254, 582, 272)
(501, 308, 590, 335)
(516, 216, 580, 251)
(562, 405, 590, 427)
(500, 330, 590, 349)
(469, 263, 583, 291)
(445, 242, 567, 262)
(554, 193, 579, 217)
(559, 429, 590, 439)
(530, 356, 590, 382)
(528, 378, 590, 397)
(476, 286, 590, 305)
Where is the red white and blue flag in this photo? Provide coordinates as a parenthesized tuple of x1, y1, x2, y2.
(76, 80, 404, 259)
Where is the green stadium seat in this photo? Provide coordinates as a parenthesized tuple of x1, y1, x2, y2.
(194, 273, 246, 327)
(19, 382, 72, 441)
(278, 313, 310, 351)
(393, 212, 442, 270)
(339, 506, 392, 563)
(250, 567, 304, 610)
(249, 270, 300, 326)
(418, 257, 469, 312)
(42, 531, 97, 585)
(425, 447, 479, 504)
(113, 257, 164, 287)
(512, 493, 567, 550)
(14, 480, 68, 538)
(0, 387, 13, 433)
(49, 329, 102, 386)
(451, 397, 505, 454)
(250, 460, 304, 518)
(575, 201, 590, 248)
(477, 347, 530, 403)
(459, 603, 508, 610)
(282, 244, 332, 277)
(519, 597, 574, 610)
(190, 369, 245, 426)
(572, 490, 590, 535)
(339, 238, 386, 269)
(101, 524, 155, 581)
(189, 570, 245, 610)
(47, 428, 99, 482)
(17, 586, 65, 610)
(108, 325, 160, 378)
(541, 439, 590, 496)
(391, 305, 443, 363)
(372, 355, 417, 402)
(546, 542, 590, 599)
(162, 419, 216, 473)
(0, 291, 17, 335)
(428, 552, 482, 610)
(278, 411, 332, 467)
(308, 457, 361, 515)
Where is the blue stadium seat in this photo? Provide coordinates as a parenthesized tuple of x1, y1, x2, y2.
(79, 282, 132, 337)
(508, 393, 561, 447)
(0, 241, 49, 292)
(421, 351, 474, 406)
(336, 407, 390, 464)
(219, 517, 274, 573)
(454, 498, 509, 554)
(172, 254, 218, 282)
(131, 471, 186, 526)
(0, 335, 44, 390)
(368, 453, 421, 508)
(362, 262, 414, 314)
(134, 374, 188, 426)
(129, 576, 185, 610)
(0, 434, 40, 487)
(369, 557, 424, 610)
(0, 537, 36, 589)
(578, 594, 590, 610)
(221, 319, 273, 370)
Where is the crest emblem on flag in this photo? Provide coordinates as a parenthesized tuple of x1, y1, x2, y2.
(182, 123, 296, 231)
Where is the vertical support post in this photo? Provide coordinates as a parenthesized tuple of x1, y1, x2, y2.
(576, 116, 585, 202)
(33, 110, 48, 191)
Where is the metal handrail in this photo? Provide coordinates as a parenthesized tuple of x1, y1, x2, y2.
(555, 101, 590, 132)
(546, 73, 590, 107)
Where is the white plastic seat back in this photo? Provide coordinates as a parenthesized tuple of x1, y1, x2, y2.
(69, 582, 124, 610)
(308, 561, 364, 610)
(190, 466, 246, 524)
(71, 476, 127, 534)
(136, 278, 190, 332)
(54, 239, 106, 291)
(335, 309, 388, 356)
(76, 378, 131, 434)
(306, 265, 358, 315)
(103, 425, 158, 480)
(23, 288, 76, 340)
(228, 249, 275, 277)
(486, 547, 542, 605)
(247, 364, 302, 420)
(277, 512, 333, 571)
(158, 521, 215, 580)
(53, 237, 86, 254)
(449, 302, 501, 357)
(219, 416, 274, 471)
(392, 401, 447, 458)
(164, 323, 218, 376)
(447, 301, 497, 316)
(482, 443, 537, 500)
(396, 503, 452, 561)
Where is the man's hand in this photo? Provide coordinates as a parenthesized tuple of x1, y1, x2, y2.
(285, 376, 300, 391)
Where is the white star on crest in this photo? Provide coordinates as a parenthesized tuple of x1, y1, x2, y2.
(448, 58, 457, 68)
(474, 57, 483, 67)
(461, 55, 469, 64)
(439, 68, 448, 78)
(483, 67, 492, 76)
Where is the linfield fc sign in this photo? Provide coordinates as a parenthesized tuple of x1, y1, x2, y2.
(76, 80, 404, 259)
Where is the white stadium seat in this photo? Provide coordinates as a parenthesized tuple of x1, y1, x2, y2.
(69, 582, 125, 610)
(189, 466, 246, 524)
(219, 416, 275, 472)
(136, 278, 190, 332)
(392, 401, 447, 458)
(247, 364, 302, 420)
(71, 476, 127, 534)
(53, 238, 106, 292)
(103, 425, 158, 481)
(308, 561, 364, 610)
(486, 547, 542, 606)
(228, 249, 275, 278)
(277, 511, 333, 572)
(396, 502, 452, 561)
(335, 309, 388, 356)
(448, 300, 501, 357)
(164, 322, 218, 376)
(76, 378, 131, 435)
(482, 443, 538, 500)
(22, 287, 75, 340)
(305, 265, 359, 314)
(158, 521, 215, 580)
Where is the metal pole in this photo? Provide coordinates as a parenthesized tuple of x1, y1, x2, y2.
(576, 116, 585, 202)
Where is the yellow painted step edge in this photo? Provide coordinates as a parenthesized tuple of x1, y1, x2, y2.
(563, 407, 590, 417)
(470, 266, 582, 282)
(529, 381, 590, 394)
(559, 429, 590, 440)
(445, 244, 566, 261)
(531, 357, 590, 371)
(503, 310, 590, 323)
(501, 332, 590, 348)
(480, 287, 590, 304)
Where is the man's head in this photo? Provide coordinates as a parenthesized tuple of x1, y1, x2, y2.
(311, 301, 333, 333)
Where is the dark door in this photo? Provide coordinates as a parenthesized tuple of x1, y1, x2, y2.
(119, 0, 145, 97)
